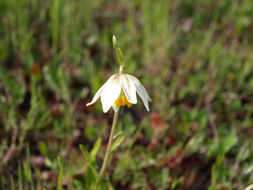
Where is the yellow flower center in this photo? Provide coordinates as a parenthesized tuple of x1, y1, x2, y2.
(114, 96, 132, 108)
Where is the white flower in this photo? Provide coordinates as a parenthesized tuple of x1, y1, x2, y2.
(86, 73, 151, 113)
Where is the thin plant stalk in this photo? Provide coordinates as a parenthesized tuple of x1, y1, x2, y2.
(96, 110, 119, 187)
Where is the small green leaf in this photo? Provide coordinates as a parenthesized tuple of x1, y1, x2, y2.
(222, 130, 237, 154)
(23, 148, 32, 182)
(79, 144, 91, 162)
(85, 164, 98, 186)
(113, 131, 124, 139)
(112, 35, 125, 67)
(111, 135, 125, 152)
(90, 138, 101, 162)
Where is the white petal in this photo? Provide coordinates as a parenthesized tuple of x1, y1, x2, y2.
(86, 84, 105, 107)
(86, 74, 117, 107)
(120, 74, 137, 104)
(127, 74, 151, 111)
(101, 74, 121, 113)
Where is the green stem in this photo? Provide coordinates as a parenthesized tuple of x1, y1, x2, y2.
(96, 110, 119, 188)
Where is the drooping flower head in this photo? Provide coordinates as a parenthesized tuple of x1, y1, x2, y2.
(86, 72, 151, 113)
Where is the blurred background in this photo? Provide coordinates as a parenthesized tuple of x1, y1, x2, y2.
(1, 0, 253, 189)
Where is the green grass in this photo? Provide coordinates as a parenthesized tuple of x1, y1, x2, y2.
(1, 0, 253, 189)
